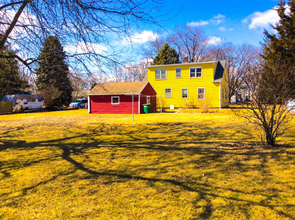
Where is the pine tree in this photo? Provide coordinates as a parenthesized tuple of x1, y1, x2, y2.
(0, 46, 29, 100)
(35, 36, 73, 107)
(262, 0, 295, 98)
(152, 43, 180, 65)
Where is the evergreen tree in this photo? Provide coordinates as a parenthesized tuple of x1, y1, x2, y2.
(261, 0, 295, 98)
(35, 36, 73, 107)
(0, 46, 29, 100)
(152, 43, 180, 65)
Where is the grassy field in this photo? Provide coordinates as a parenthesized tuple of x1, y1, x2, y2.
(1, 109, 295, 219)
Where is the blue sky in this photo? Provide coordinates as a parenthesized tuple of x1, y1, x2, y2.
(112, 0, 281, 52)
(162, 0, 280, 46)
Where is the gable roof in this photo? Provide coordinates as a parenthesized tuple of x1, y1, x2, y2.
(214, 61, 225, 81)
(89, 81, 150, 95)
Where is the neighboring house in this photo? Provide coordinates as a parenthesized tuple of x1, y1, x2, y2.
(2, 94, 44, 110)
(88, 81, 157, 114)
(147, 60, 229, 109)
(231, 85, 251, 103)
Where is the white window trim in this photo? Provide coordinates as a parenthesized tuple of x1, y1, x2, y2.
(175, 68, 182, 78)
(165, 88, 172, 98)
(182, 88, 188, 99)
(146, 96, 150, 104)
(155, 69, 167, 80)
(111, 96, 120, 104)
(189, 67, 202, 78)
(197, 88, 205, 100)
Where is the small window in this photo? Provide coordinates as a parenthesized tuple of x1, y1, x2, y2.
(197, 88, 205, 100)
(111, 96, 120, 104)
(225, 89, 228, 100)
(223, 88, 225, 100)
(155, 69, 166, 80)
(165, 88, 172, 98)
(146, 96, 150, 104)
(182, 89, 188, 99)
(176, 68, 182, 78)
(190, 67, 202, 78)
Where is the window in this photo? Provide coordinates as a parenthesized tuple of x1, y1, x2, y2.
(182, 89, 188, 99)
(155, 69, 166, 80)
(175, 68, 182, 78)
(111, 96, 120, 104)
(223, 88, 225, 100)
(146, 96, 150, 104)
(225, 89, 228, 100)
(165, 88, 172, 98)
(190, 67, 202, 78)
(197, 88, 205, 100)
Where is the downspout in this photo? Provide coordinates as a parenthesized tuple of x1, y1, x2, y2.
(219, 82, 221, 110)
(138, 94, 140, 114)
(88, 95, 90, 114)
(132, 93, 134, 121)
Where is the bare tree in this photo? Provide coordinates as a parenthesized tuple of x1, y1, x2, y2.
(140, 36, 166, 61)
(208, 42, 260, 102)
(70, 71, 89, 100)
(37, 85, 62, 108)
(115, 60, 147, 82)
(235, 59, 294, 146)
(0, 0, 165, 74)
(167, 25, 208, 62)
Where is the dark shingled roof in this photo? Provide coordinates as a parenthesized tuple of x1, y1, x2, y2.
(214, 61, 224, 81)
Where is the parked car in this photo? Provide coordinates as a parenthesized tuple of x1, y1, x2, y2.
(69, 99, 88, 108)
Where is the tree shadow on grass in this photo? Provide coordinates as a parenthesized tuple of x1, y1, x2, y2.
(1, 122, 295, 218)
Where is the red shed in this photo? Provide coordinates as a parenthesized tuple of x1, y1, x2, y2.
(88, 81, 157, 114)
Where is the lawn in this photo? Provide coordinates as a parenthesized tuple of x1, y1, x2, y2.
(1, 109, 295, 219)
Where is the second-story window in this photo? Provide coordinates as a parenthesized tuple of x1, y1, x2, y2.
(175, 68, 182, 78)
(190, 67, 202, 78)
(155, 69, 166, 80)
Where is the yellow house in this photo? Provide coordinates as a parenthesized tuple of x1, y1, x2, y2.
(147, 60, 229, 109)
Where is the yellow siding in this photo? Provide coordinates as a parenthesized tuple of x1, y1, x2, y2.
(147, 62, 227, 108)
(221, 67, 229, 107)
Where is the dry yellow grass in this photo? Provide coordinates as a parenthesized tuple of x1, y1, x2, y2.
(1, 109, 295, 219)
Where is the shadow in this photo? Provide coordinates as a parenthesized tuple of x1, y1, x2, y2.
(1, 122, 295, 218)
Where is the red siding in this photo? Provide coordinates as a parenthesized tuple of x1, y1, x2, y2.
(140, 83, 157, 113)
(90, 95, 139, 114)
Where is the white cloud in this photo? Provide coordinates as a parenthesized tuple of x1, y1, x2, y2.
(64, 42, 107, 54)
(0, 9, 38, 39)
(248, 8, 279, 29)
(187, 20, 209, 27)
(219, 27, 226, 31)
(187, 14, 226, 27)
(208, 36, 222, 45)
(213, 14, 226, 20)
(228, 28, 234, 31)
(122, 30, 159, 45)
(244, 6, 292, 30)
